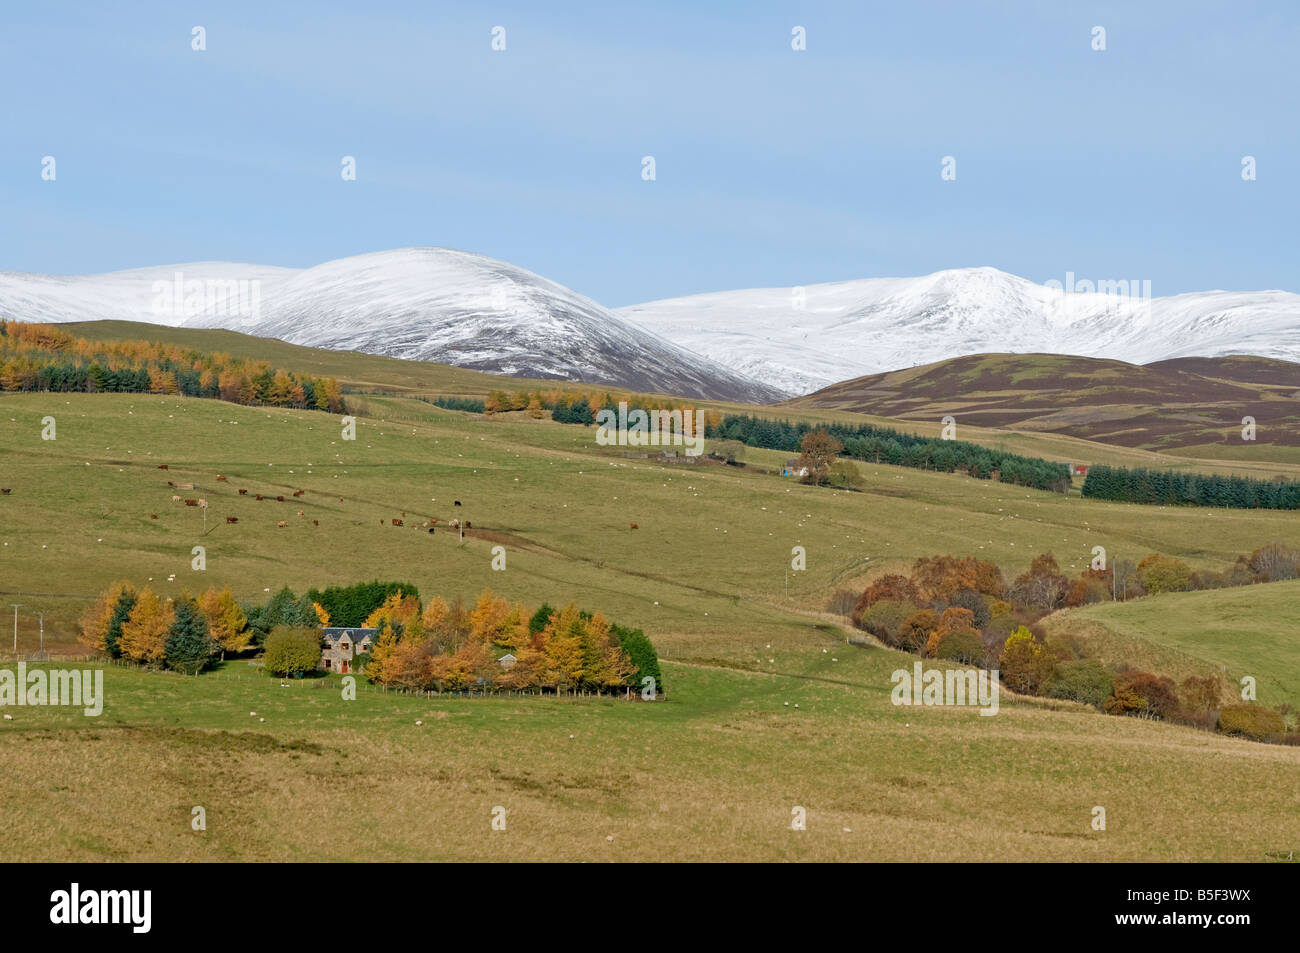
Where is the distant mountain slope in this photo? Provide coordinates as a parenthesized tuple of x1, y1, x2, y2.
(7, 253, 1298, 402)
(0, 249, 782, 403)
(0, 262, 296, 327)
(183, 248, 783, 402)
(617, 268, 1300, 396)
(788, 352, 1300, 453)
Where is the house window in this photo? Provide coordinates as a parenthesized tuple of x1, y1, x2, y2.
(340, 642, 350, 652)
(324, 659, 331, 669)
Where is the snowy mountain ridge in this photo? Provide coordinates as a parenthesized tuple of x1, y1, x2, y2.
(3, 248, 1296, 400)
(616, 267, 1300, 396)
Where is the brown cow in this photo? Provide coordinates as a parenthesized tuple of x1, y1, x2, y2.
(157, 464, 169, 470)
(238, 489, 248, 495)
(293, 489, 304, 497)
(297, 510, 304, 516)
(392, 518, 404, 526)
(255, 494, 264, 501)
(226, 516, 239, 524)
(464, 521, 472, 529)
(184, 499, 198, 506)
(312, 519, 319, 526)
(0, 489, 10, 495)
(630, 523, 638, 530)
(216, 475, 228, 482)
(167, 480, 175, 487)
(150, 513, 158, 519)
(275, 495, 284, 502)
(277, 520, 288, 528)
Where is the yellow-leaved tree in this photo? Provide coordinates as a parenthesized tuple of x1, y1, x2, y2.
(118, 587, 174, 664)
(539, 604, 587, 693)
(197, 586, 251, 658)
(364, 628, 400, 686)
(999, 625, 1054, 695)
(364, 590, 420, 633)
(78, 580, 135, 654)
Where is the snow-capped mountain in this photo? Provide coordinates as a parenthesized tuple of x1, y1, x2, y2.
(0, 249, 784, 403)
(0, 262, 296, 328)
(185, 248, 784, 401)
(5, 249, 1297, 402)
(616, 268, 1300, 396)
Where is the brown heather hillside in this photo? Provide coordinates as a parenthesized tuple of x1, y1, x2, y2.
(1149, 355, 1300, 391)
(787, 352, 1300, 454)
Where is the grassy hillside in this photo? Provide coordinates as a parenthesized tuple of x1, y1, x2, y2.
(2, 657, 1297, 861)
(5, 392, 1299, 660)
(46, 322, 1300, 480)
(1045, 582, 1300, 707)
(3, 343, 1300, 860)
(57, 319, 575, 398)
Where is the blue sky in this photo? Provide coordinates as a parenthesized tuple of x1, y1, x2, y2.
(1, 1, 1295, 304)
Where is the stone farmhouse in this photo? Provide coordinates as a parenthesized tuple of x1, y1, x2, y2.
(320, 627, 378, 674)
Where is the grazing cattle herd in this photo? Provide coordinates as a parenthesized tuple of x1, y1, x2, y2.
(142, 469, 517, 538)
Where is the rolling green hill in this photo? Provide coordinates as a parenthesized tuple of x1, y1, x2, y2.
(1044, 581, 1300, 708)
(3, 328, 1299, 860)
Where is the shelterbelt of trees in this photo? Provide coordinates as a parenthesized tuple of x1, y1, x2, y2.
(0, 320, 345, 412)
(79, 578, 663, 697)
(709, 413, 1072, 492)
(444, 389, 722, 429)
(436, 391, 1070, 492)
(848, 543, 1300, 744)
(1083, 463, 1300, 510)
(353, 589, 663, 695)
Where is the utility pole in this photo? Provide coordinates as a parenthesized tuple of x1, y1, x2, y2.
(38, 612, 44, 655)
(9, 604, 20, 653)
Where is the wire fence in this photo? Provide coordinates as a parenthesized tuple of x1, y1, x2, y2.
(0, 655, 661, 700)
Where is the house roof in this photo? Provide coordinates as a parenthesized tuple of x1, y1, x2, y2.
(321, 627, 378, 644)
